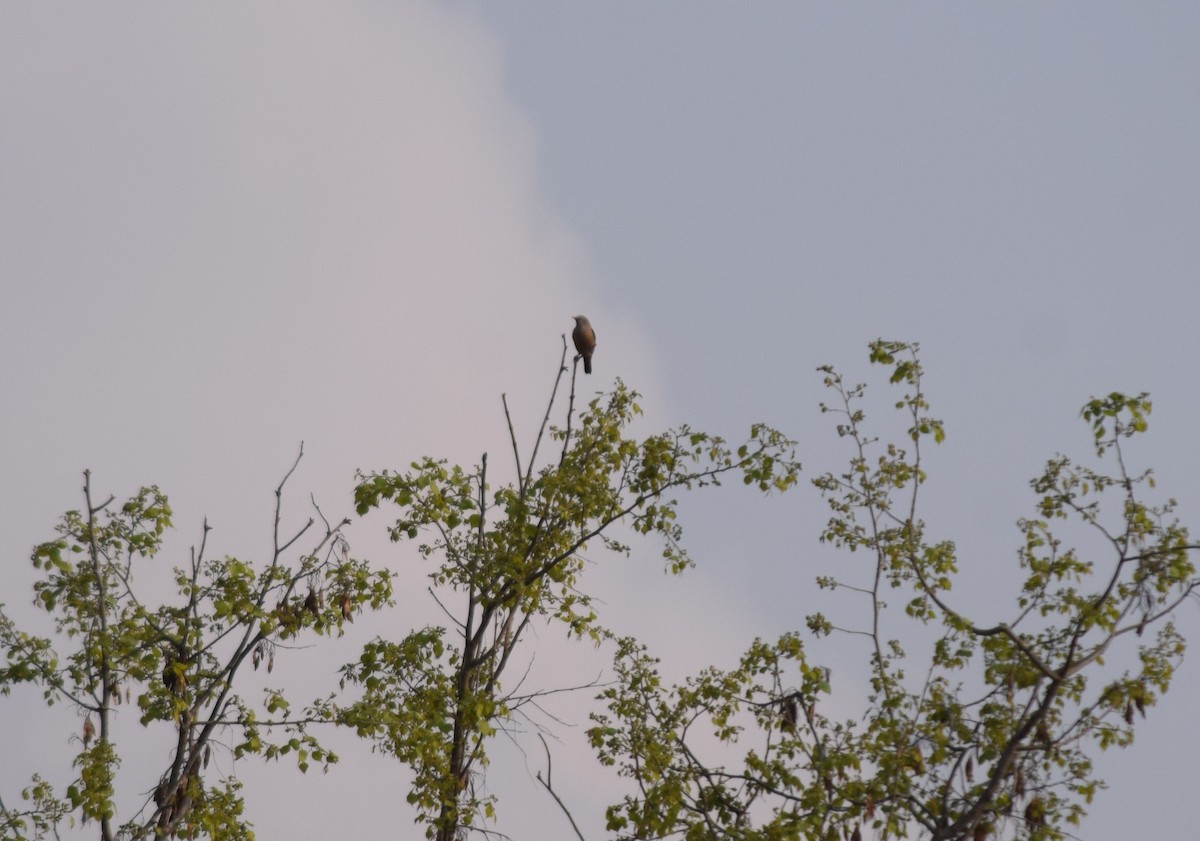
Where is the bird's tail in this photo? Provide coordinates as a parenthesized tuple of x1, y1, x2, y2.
(584, 356, 592, 375)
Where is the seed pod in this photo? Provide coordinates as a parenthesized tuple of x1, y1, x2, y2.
(1124, 702, 1134, 725)
(1024, 796, 1045, 827)
(304, 589, 319, 618)
(909, 744, 925, 775)
(82, 715, 95, 746)
(203, 744, 212, 769)
(965, 755, 974, 783)
(1035, 722, 1051, 749)
(781, 699, 798, 733)
(850, 825, 862, 841)
(163, 662, 186, 695)
(340, 592, 354, 623)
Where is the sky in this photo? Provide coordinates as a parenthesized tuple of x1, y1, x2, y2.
(2, 2, 1199, 839)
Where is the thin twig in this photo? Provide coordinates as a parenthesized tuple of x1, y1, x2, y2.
(536, 734, 588, 841)
(502, 394, 525, 495)
(530, 338, 570, 482)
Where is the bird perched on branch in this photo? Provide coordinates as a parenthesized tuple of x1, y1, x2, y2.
(572, 315, 596, 374)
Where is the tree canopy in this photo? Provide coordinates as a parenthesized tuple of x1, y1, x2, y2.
(2, 340, 1195, 841)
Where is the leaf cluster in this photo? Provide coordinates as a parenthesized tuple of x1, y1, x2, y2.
(0, 454, 392, 840)
(586, 341, 1198, 841)
(339, 365, 800, 839)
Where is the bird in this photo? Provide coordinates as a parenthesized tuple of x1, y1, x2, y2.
(572, 315, 596, 374)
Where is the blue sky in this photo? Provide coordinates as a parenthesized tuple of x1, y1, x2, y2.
(2, 3, 1198, 839)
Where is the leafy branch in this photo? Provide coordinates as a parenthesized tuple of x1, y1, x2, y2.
(0, 449, 392, 840)
(336, 350, 800, 840)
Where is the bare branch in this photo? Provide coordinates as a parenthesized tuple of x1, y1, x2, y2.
(536, 734, 589, 841)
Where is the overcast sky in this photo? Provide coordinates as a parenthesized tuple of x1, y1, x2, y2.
(2, 3, 1198, 840)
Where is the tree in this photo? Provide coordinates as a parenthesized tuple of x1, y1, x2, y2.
(322, 341, 801, 841)
(586, 340, 1199, 840)
(4, 339, 1196, 841)
(0, 449, 392, 840)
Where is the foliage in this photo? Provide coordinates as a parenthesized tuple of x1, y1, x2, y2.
(586, 340, 1198, 841)
(4, 339, 1195, 841)
(324, 344, 801, 840)
(0, 450, 391, 840)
